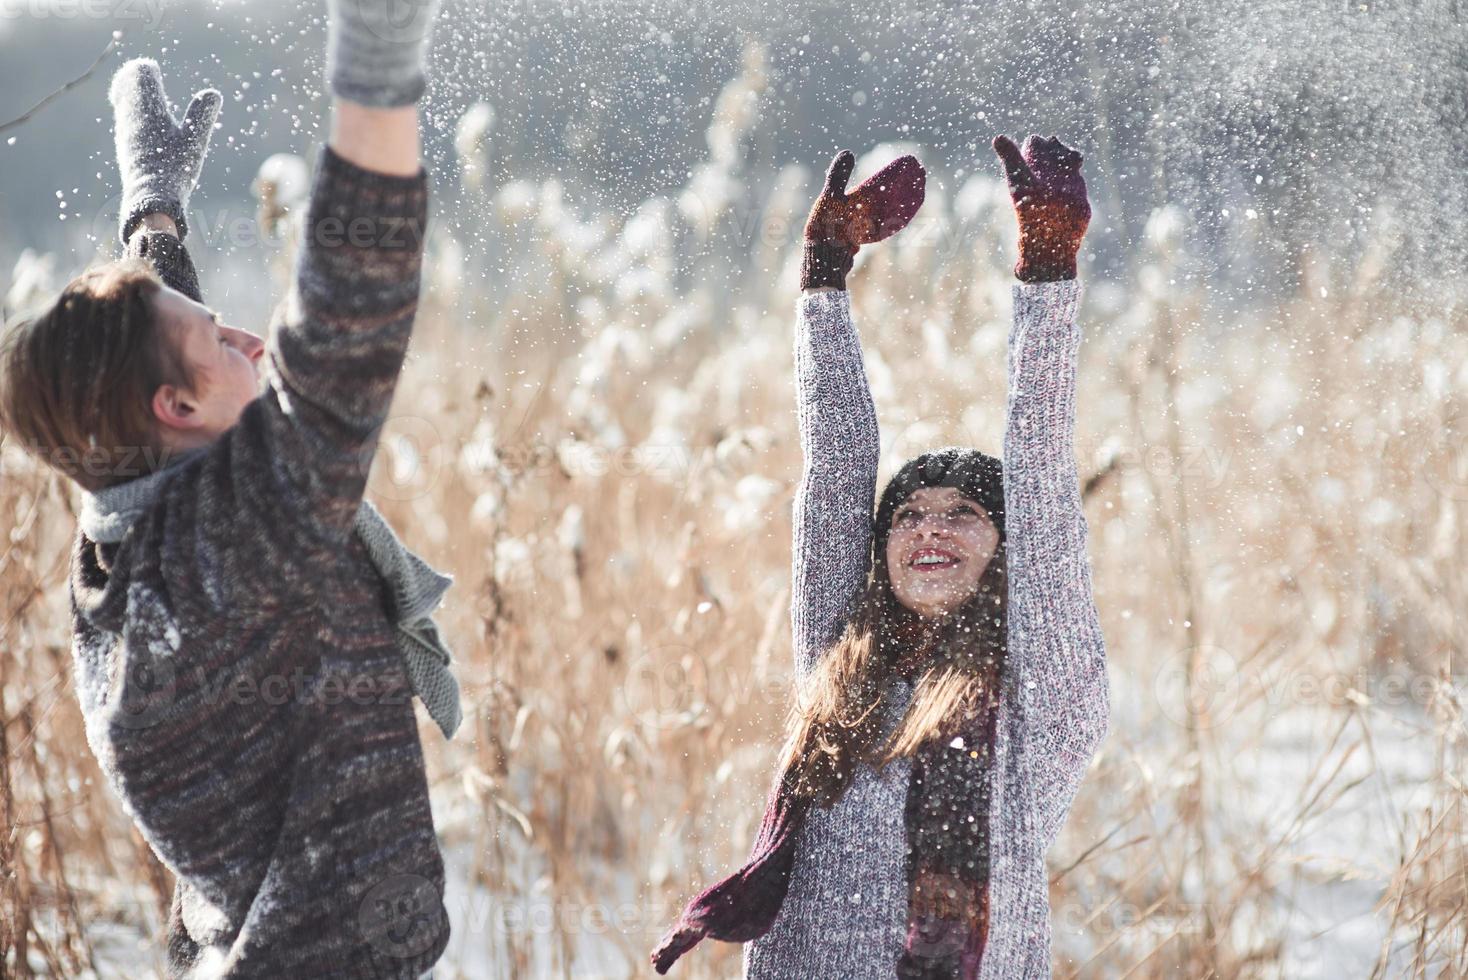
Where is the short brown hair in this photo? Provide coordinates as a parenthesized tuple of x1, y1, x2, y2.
(0, 258, 196, 492)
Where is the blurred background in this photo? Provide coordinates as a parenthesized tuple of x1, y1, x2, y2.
(2, 0, 1466, 977)
(4, 0, 1467, 318)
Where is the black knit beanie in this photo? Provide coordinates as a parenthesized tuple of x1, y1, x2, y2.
(874, 447, 1005, 559)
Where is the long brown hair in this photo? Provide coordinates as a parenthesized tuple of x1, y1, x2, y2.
(778, 510, 1008, 807)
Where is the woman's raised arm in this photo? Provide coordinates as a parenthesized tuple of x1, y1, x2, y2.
(791, 285, 881, 680)
(993, 135, 1110, 848)
(789, 151, 925, 680)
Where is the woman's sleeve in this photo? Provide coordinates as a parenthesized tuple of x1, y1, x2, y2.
(1000, 279, 1110, 847)
(790, 289, 881, 681)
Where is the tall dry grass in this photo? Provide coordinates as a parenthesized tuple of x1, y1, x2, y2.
(3, 60, 1466, 980)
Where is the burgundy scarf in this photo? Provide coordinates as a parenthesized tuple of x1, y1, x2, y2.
(651, 636, 1000, 977)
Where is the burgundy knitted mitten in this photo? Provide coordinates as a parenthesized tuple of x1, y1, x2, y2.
(992, 134, 1091, 283)
(800, 149, 926, 289)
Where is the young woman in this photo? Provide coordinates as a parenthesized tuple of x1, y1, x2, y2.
(0, 3, 458, 975)
(652, 136, 1109, 978)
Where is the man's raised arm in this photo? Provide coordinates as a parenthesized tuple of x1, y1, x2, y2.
(212, 0, 441, 552)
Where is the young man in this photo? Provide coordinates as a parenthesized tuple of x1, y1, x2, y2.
(0, 1, 460, 975)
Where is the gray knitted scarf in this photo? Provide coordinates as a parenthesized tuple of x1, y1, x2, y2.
(77, 446, 462, 739)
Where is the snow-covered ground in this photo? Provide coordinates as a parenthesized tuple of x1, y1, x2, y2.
(73, 687, 1451, 978)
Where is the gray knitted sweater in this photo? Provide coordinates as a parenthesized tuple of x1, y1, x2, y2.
(68, 146, 448, 978)
(744, 282, 1109, 979)
(77, 449, 463, 741)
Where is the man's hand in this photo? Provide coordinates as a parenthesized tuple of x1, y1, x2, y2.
(324, 0, 442, 176)
(326, 0, 440, 110)
(109, 58, 221, 245)
(800, 149, 926, 290)
(139, 213, 181, 238)
(992, 134, 1091, 282)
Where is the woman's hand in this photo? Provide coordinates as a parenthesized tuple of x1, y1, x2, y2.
(800, 149, 926, 290)
(108, 58, 221, 245)
(992, 134, 1090, 282)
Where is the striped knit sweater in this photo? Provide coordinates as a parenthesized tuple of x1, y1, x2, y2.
(68, 145, 448, 978)
(743, 282, 1109, 978)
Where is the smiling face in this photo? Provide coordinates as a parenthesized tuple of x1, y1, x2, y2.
(148, 285, 265, 451)
(885, 486, 1001, 620)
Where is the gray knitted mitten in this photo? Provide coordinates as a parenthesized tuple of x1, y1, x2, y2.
(108, 58, 221, 245)
(326, 0, 442, 108)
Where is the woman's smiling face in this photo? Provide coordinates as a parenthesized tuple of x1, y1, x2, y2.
(885, 486, 1000, 620)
